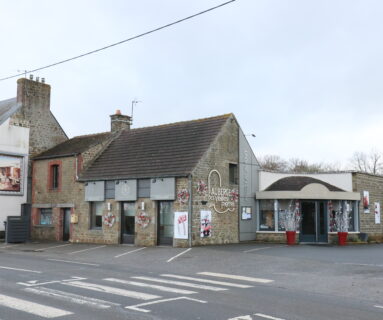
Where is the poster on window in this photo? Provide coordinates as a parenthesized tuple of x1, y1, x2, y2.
(200, 210, 212, 238)
(374, 202, 381, 224)
(363, 191, 370, 213)
(0, 155, 23, 193)
(174, 211, 188, 239)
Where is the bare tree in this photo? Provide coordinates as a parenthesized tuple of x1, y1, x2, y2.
(258, 155, 288, 172)
(259, 155, 341, 173)
(350, 150, 383, 175)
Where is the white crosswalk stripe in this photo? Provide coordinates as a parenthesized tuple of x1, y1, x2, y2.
(104, 278, 197, 295)
(161, 274, 253, 288)
(131, 276, 228, 291)
(0, 293, 73, 318)
(197, 272, 274, 283)
(24, 286, 120, 309)
(63, 281, 161, 300)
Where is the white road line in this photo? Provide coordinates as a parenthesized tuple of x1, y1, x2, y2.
(338, 262, 383, 268)
(374, 305, 383, 309)
(47, 259, 100, 266)
(64, 281, 161, 300)
(18, 277, 87, 287)
(38, 243, 72, 250)
(131, 276, 227, 291)
(0, 293, 73, 318)
(161, 274, 253, 288)
(0, 266, 41, 273)
(254, 313, 285, 320)
(198, 272, 274, 284)
(243, 247, 272, 253)
(166, 248, 192, 263)
(25, 287, 120, 309)
(104, 278, 197, 295)
(125, 296, 207, 313)
(114, 247, 146, 258)
(68, 245, 106, 255)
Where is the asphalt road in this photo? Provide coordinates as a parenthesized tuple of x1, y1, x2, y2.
(0, 242, 382, 320)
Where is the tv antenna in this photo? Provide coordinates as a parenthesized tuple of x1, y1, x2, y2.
(131, 99, 142, 125)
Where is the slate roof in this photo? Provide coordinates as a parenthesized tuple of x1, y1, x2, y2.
(80, 114, 232, 181)
(0, 97, 21, 125)
(265, 176, 344, 192)
(34, 132, 112, 160)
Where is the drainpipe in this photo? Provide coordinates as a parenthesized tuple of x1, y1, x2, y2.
(75, 154, 79, 180)
(188, 174, 193, 248)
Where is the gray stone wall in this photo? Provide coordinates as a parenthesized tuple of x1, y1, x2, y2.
(11, 78, 68, 158)
(353, 172, 383, 242)
(190, 116, 240, 246)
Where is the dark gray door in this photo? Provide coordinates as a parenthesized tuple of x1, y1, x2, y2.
(300, 201, 328, 243)
(63, 209, 71, 241)
(121, 202, 135, 244)
(158, 201, 173, 245)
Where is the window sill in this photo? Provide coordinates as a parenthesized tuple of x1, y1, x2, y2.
(35, 225, 54, 228)
(257, 231, 301, 234)
(89, 228, 103, 232)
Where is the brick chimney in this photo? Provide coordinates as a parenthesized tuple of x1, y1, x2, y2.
(110, 109, 131, 133)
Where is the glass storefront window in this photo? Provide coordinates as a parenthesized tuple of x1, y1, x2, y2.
(277, 200, 291, 231)
(328, 200, 357, 232)
(259, 200, 275, 231)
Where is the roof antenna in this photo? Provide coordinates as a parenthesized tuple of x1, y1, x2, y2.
(131, 99, 141, 125)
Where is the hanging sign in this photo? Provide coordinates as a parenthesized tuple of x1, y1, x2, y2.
(363, 191, 370, 213)
(174, 212, 188, 239)
(200, 210, 212, 238)
(374, 202, 381, 224)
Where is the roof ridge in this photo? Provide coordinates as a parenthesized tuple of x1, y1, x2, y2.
(130, 113, 233, 132)
(70, 131, 111, 139)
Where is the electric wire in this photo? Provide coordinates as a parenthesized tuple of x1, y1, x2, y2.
(0, 0, 236, 82)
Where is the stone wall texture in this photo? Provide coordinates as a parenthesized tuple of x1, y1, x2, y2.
(353, 172, 383, 242)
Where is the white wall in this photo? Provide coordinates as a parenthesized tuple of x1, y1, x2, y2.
(259, 171, 353, 192)
(0, 119, 29, 231)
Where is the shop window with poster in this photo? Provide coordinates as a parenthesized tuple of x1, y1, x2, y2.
(259, 200, 275, 231)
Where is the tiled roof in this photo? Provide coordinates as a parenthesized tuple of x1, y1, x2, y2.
(0, 97, 21, 125)
(80, 114, 232, 180)
(33, 132, 112, 159)
(265, 176, 344, 192)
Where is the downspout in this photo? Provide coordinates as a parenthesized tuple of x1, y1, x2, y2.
(75, 154, 79, 180)
(188, 174, 193, 248)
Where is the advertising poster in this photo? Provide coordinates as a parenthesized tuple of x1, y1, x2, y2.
(363, 191, 370, 213)
(174, 212, 188, 239)
(0, 155, 22, 193)
(374, 202, 381, 224)
(200, 210, 212, 238)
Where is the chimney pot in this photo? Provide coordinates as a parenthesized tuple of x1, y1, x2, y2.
(116, 109, 121, 115)
(36, 77, 40, 82)
(29, 74, 33, 80)
(41, 78, 45, 83)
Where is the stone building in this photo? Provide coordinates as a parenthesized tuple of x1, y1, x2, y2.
(31, 113, 259, 246)
(0, 77, 67, 237)
(31, 111, 129, 241)
(255, 170, 383, 243)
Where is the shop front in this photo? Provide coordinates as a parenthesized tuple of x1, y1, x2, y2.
(256, 172, 361, 244)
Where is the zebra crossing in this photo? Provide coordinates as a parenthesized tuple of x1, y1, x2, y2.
(1, 272, 274, 318)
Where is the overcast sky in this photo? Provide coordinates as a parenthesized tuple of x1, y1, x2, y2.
(1, 0, 383, 168)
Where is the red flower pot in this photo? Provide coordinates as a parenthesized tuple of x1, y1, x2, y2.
(338, 232, 348, 246)
(286, 231, 296, 245)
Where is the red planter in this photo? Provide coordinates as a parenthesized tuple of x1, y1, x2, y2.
(286, 231, 296, 245)
(338, 232, 348, 246)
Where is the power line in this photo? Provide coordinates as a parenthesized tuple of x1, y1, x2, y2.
(0, 0, 236, 82)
